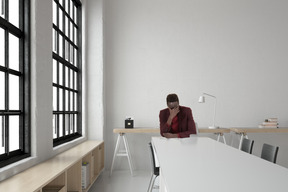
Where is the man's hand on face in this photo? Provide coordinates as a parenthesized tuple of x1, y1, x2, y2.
(169, 106, 180, 119)
(168, 102, 180, 119)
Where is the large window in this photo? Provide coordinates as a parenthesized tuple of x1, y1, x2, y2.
(0, 0, 30, 167)
(52, 0, 82, 147)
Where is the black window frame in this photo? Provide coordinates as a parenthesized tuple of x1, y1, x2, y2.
(52, 0, 82, 147)
(0, 0, 31, 168)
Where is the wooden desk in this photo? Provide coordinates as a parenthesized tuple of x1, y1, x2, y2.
(113, 127, 230, 134)
(230, 127, 288, 149)
(152, 137, 288, 192)
(110, 128, 230, 176)
(113, 128, 160, 134)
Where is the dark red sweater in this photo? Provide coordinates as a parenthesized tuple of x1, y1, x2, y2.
(159, 106, 196, 138)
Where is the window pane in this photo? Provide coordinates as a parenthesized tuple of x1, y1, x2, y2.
(59, 64, 63, 85)
(9, 74, 19, 110)
(72, 92, 75, 110)
(65, 16, 69, 37)
(65, 66, 69, 87)
(74, 27, 77, 45)
(9, 0, 19, 28)
(74, 71, 77, 90)
(65, 90, 69, 111)
(70, 1, 73, 18)
(53, 60, 57, 83)
(74, 114, 77, 130)
(65, 114, 69, 135)
(9, 33, 19, 71)
(65, 0, 69, 12)
(59, 10, 63, 31)
(53, 1, 57, 25)
(0, 72, 4, 110)
(53, 87, 57, 111)
(52, 29, 57, 53)
(65, 40, 68, 61)
(70, 91, 73, 110)
(59, 35, 63, 57)
(70, 44, 73, 64)
(9, 116, 19, 152)
(0, 116, 4, 155)
(59, 115, 63, 137)
(70, 22, 73, 41)
(74, 5, 77, 24)
(53, 115, 56, 138)
(70, 115, 73, 132)
(70, 69, 73, 88)
(74, 48, 77, 67)
(0, 28, 4, 67)
(74, 93, 77, 111)
(0, 0, 4, 18)
(59, 89, 63, 111)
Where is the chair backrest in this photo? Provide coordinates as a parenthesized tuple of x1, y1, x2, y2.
(240, 138, 254, 154)
(261, 143, 279, 163)
(148, 142, 159, 174)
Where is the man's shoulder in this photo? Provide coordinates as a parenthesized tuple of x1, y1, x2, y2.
(180, 106, 191, 110)
(180, 106, 192, 113)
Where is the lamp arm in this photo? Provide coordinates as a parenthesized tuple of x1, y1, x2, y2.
(200, 92, 218, 128)
(203, 93, 216, 98)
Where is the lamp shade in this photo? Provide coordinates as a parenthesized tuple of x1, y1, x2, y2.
(198, 96, 205, 103)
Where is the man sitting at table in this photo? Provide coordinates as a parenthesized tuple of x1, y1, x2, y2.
(159, 93, 197, 138)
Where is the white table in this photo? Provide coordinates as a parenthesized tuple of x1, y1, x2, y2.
(152, 137, 288, 192)
(110, 128, 230, 176)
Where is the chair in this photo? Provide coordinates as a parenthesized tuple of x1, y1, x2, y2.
(261, 143, 279, 163)
(240, 138, 254, 154)
(147, 142, 159, 192)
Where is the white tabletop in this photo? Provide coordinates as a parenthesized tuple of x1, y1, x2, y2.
(152, 137, 288, 192)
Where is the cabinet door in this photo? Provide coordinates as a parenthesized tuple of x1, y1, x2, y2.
(67, 160, 82, 192)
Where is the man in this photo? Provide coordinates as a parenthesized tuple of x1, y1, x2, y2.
(159, 93, 196, 138)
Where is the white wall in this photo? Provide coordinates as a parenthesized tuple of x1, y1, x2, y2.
(84, 0, 105, 141)
(103, 0, 288, 170)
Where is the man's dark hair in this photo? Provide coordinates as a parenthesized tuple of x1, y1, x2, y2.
(166, 94, 179, 103)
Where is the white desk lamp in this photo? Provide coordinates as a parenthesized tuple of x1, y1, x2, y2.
(198, 93, 219, 129)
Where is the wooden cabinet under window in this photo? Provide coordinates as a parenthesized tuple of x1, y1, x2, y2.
(0, 140, 104, 192)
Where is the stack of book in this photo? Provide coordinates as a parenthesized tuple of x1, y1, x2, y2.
(258, 118, 278, 128)
(82, 162, 90, 189)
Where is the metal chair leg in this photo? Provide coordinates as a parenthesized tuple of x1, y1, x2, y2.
(147, 174, 154, 192)
(148, 174, 158, 192)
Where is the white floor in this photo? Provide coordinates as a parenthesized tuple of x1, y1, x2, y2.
(88, 170, 159, 192)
